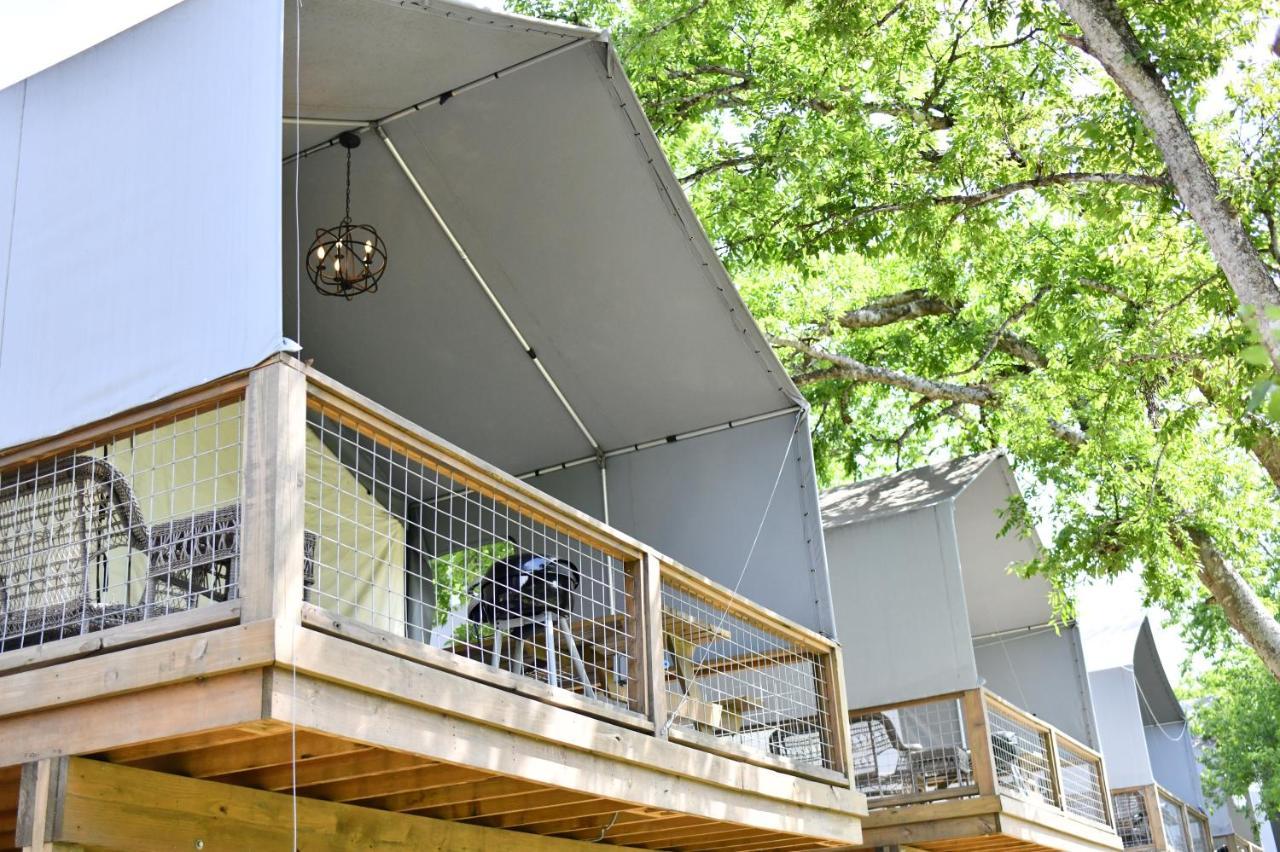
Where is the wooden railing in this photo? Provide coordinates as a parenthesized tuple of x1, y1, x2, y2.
(0, 357, 850, 786)
(298, 362, 849, 783)
(849, 687, 1113, 828)
(1112, 784, 1213, 852)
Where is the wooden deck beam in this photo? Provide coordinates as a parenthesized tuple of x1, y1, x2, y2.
(14, 757, 640, 852)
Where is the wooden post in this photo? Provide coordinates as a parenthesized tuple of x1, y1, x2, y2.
(820, 645, 853, 781)
(1144, 785, 1168, 851)
(1096, 749, 1116, 828)
(1046, 730, 1065, 810)
(963, 689, 999, 796)
(16, 757, 68, 851)
(641, 550, 668, 738)
(239, 357, 308, 641)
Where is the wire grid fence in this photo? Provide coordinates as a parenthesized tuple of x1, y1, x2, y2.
(658, 574, 836, 772)
(304, 403, 636, 714)
(1113, 791, 1155, 848)
(1188, 812, 1211, 852)
(985, 702, 1057, 805)
(1161, 795, 1192, 852)
(849, 696, 973, 799)
(0, 398, 244, 652)
(1057, 739, 1109, 825)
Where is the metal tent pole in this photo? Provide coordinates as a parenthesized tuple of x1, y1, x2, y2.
(376, 126, 604, 468)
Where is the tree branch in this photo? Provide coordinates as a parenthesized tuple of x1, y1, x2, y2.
(839, 295, 954, 329)
(805, 170, 1171, 233)
(1189, 527, 1280, 682)
(772, 337, 996, 405)
(679, 154, 759, 185)
(1056, 0, 1280, 375)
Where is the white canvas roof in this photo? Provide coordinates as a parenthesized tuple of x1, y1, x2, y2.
(0, 0, 834, 632)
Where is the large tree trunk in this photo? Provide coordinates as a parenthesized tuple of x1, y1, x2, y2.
(1189, 527, 1280, 682)
(1056, 0, 1280, 374)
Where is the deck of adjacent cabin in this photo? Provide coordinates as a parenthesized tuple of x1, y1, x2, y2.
(848, 689, 1123, 852)
(0, 357, 864, 851)
(1111, 784, 1214, 852)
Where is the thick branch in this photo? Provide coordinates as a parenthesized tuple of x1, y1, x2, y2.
(1189, 527, 1280, 682)
(1056, 0, 1280, 373)
(679, 154, 758, 185)
(838, 290, 1049, 369)
(839, 296, 953, 329)
(807, 171, 1170, 232)
(773, 337, 996, 405)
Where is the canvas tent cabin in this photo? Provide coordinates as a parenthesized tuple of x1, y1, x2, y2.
(821, 452, 1121, 852)
(1202, 771, 1265, 852)
(0, 1, 865, 849)
(1085, 618, 1213, 852)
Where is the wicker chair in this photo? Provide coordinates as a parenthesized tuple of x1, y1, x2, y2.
(0, 455, 150, 648)
(147, 504, 317, 615)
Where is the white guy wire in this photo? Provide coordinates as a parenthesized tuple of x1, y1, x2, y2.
(1125, 663, 1189, 742)
(661, 410, 802, 734)
(291, 3, 303, 848)
(0, 79, 25, 377)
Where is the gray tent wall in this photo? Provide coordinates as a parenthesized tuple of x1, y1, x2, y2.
(1087, 619, 1202, 801)
(0, 0, 284, 450)
(1089, 667, 1157, 789)
(279, 2, 834, 633)
(823, 452, 1100, 746)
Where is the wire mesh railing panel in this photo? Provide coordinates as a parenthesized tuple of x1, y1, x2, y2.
(850, 696, 973, 800)
(1114, 791, 1155, 848)
(985, 701, 1057, 805)
(1058, 739, 1109, 825)
(1161, 795, 1192, 852)
(0, 398, 244, 651)
(659, 573, 836, 772)
(1188, 812, 1211, 852)
(304, 402, 637, 715)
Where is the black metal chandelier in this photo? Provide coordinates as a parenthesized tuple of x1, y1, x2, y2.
(306, 132, 387, 299)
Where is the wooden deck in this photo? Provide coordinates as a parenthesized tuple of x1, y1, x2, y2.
(0, 623, 860, 851)
(847, 690, 1123, 852)
(0, 358, 865, 851)
(1111, 784, 1212, 852)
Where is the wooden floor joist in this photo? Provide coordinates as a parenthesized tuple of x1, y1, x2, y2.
(3, 756, 850, 852)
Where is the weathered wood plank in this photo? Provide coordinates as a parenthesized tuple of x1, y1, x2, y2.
(0, 671, 266, 768)
(0, 621, 274, 722)
(0, 602, 241, 677)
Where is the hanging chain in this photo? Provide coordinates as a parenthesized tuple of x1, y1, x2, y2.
(343, 146, 353, 224)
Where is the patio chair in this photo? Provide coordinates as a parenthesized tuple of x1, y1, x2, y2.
(849, 712, 924, 795)
(149, 503, 318, 615)
(0, 455, 150, 648)
(849, 711, 973, 796)
(768, 717, 827, 765)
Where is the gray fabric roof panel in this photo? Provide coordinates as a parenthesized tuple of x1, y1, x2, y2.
(286, 35, 796, 473)
(283, 0, 589, 127)
(820, 451, 1003, 529)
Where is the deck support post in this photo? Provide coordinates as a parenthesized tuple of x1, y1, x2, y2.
(963, 689, 999, 796)
(240, 357, 308, 645)
(640, 550, 668, 736)
(16, 757, 68, 852)
(1144, 784, 1168, 850)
